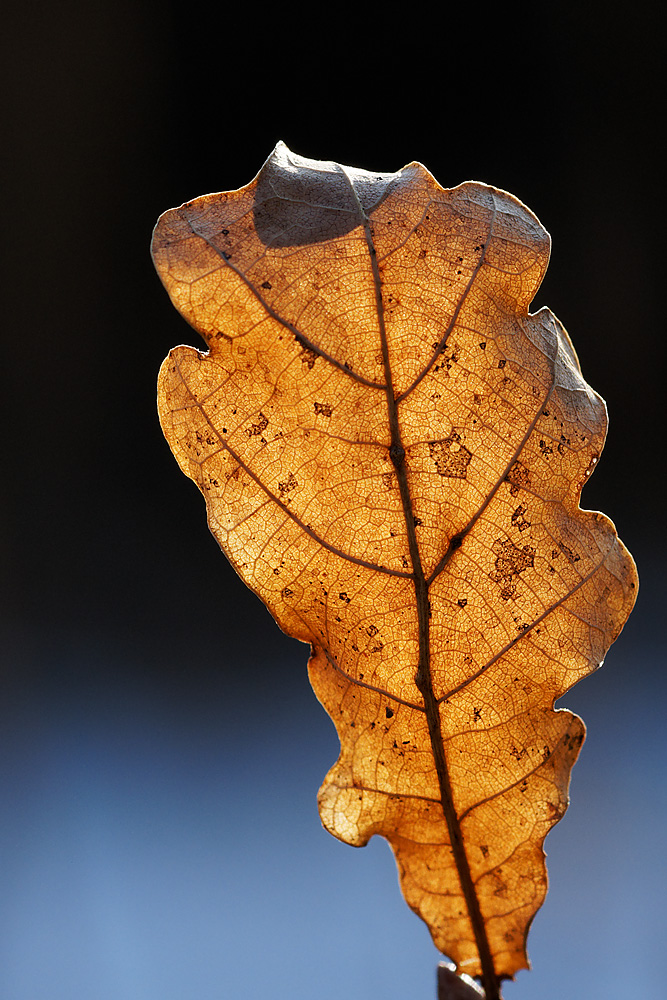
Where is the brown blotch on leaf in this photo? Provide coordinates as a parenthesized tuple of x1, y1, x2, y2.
(429, 432, 472, 478)
(295, 337, 317, 369)
(511, 505, 531, 533)
(505, 461, 531, 497)
(278, 471, 298, 498)
(490, 538, 536, 600)
(247, 412, 269, 437)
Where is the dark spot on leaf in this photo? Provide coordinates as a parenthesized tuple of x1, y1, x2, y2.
(278, 471, 298, 497)
(247, 412, 269, 437)
(505, 461, 531, 497)
(390, 443, 405, 466)
(429, 432, 472, 478)
(511, 504, 531, 532)
(490, 538, 535, 600)
(558, 541, 581, 563)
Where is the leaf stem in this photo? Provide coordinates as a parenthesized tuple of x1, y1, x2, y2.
(437, 962, 487, 999)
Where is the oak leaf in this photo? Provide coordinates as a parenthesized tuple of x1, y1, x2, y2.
(152, 144, 637, 997)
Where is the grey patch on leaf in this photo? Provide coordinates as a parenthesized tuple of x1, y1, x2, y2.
(253, 141, 400, 247)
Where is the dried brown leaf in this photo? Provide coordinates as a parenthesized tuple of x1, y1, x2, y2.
(152, 144, 637, 997)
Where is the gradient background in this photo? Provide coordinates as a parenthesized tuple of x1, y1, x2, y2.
(2, 2, 664, 998)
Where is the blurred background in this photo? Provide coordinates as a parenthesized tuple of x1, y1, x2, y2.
(2, 2, 664, 997)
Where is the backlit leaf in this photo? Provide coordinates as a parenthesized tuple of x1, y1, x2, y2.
(152, 144, 637, 997)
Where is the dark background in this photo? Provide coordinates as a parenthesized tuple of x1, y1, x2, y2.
(2, 2, 664, 998)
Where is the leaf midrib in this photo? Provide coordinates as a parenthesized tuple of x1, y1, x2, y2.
(342, 167, 501, 1000)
